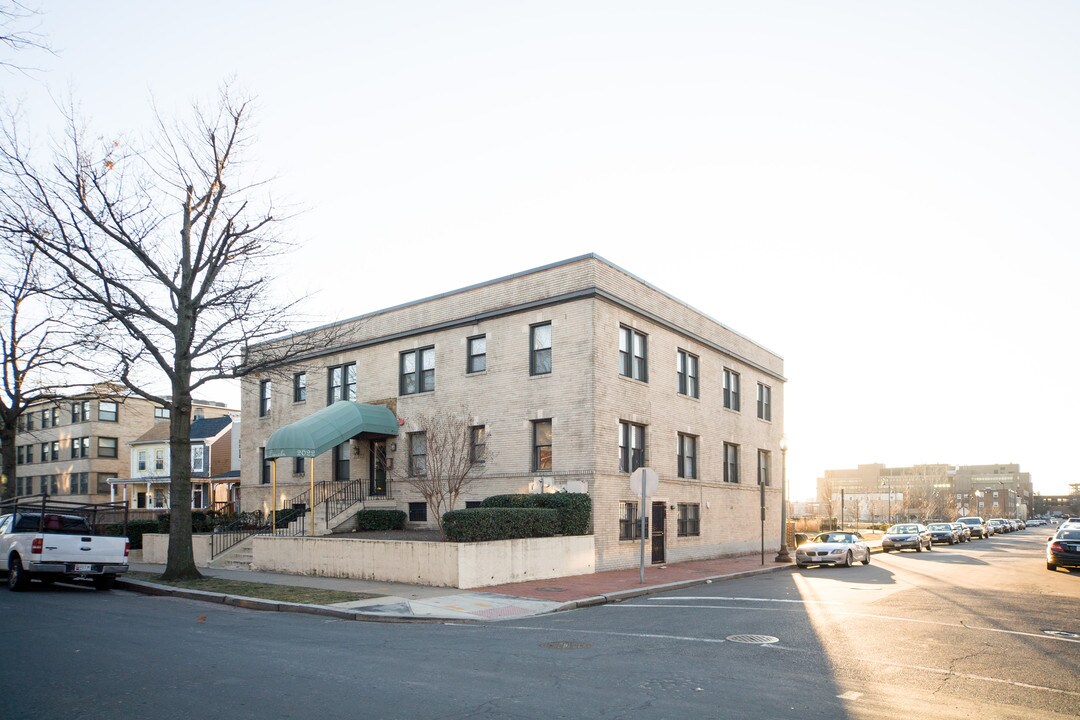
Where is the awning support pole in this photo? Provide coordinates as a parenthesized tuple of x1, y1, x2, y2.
(271, 460, 278, 534)
(309, 457, 315, 537)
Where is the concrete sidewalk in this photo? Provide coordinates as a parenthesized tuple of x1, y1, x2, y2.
(120, 550, 803, 623)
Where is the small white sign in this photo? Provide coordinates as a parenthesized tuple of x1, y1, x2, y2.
(629, 467, 659, 497)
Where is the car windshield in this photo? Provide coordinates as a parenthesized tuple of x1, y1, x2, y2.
(958, 518, 979, 524)
(928, 524, 951, 530)
(1055, 530, 1080, 540)
(814, 533, 853, 544)
(888, 525, 919, 534)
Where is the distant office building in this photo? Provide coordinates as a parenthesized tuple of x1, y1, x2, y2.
(817, 463, 1033, 520)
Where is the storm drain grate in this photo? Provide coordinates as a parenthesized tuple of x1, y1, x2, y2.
(541, 641, 593, 650)
(726, 634, 779, 645)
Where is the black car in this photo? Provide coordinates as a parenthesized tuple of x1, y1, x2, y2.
(927, 523, 959, 545)
(1047, 528, 1080, 571)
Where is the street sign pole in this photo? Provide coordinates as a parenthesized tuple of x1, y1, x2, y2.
(629, 467, 659, 584)
(639, 471, 646, 583)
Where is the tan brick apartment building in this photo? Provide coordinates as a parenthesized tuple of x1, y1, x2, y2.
(11, 389, 234, 505)
(240, 255, 786, 571)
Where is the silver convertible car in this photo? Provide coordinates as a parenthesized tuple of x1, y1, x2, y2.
(795, 531, 872, 568)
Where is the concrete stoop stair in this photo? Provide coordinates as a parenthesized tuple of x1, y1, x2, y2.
(208, 537, 254, 570)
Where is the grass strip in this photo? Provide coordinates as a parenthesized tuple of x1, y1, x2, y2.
(127, 572, 379, 605)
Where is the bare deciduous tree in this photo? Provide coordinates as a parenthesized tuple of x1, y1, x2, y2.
(0, 239, 77, 499)
(1, 2, 52, 73)
(390, 409, 489, 531)
(0, 88, 339, 580)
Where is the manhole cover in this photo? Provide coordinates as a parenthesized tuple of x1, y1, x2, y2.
(541, 641, 593, 650)
(535, 586, 567, 592)
(1042, 629, 1080, 639)
(726, 634, 779, 645)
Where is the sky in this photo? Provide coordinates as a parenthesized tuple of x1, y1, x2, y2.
(4, 1, 1077, 499)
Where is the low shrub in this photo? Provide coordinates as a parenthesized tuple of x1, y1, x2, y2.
(356, 509, 407, 531)
(480, 493, 591, 535)
(101, 519, 160, 550)
(442, 507, 559, 542)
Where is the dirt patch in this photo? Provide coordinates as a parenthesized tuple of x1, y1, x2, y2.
(328, 529, 446, 542)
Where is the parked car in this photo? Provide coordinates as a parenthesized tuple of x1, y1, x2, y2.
(1027, 518, 1046, 527)
(988, 518, 1009, 534)
(1, 507, 129, 591)
(881, 524, 932, 552)
(956, 516, 988, 539)
(950, 522, 971, 542)
(1046, 527, 1080, 572)
(927, 523, 960, 545)
(795, 531, 872, 568)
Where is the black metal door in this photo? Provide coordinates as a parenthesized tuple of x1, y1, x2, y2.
(651, 502, 666, 564)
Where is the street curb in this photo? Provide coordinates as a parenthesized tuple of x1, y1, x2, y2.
(115, 577, 468, 624)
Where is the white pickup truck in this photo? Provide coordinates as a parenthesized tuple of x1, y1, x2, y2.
(1, 507, 130, 591)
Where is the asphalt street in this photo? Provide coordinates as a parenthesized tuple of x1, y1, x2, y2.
(1, 529, 1076, 720)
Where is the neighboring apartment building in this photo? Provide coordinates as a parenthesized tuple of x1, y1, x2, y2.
(11, 387, 235, 505)
(110, 415, 238, 511)
(817, 462, 1034, 521)
(241, 254, 786, 571)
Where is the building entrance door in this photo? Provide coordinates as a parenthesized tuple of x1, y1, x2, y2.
(651, 502, 666, 564)
(369, 440, 388, 497)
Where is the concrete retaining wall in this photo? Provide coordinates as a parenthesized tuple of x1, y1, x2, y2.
(251, 534, 596, 589)
(142, 533, 213, 566)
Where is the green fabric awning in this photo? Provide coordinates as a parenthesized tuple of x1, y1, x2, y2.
(264, 401, 399, 459)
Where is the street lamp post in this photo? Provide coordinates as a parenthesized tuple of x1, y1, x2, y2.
(774, 437, 791, 563)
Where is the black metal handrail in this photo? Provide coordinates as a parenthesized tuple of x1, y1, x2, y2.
(210, 511, 270, 558)
(324, 478, 366, 524)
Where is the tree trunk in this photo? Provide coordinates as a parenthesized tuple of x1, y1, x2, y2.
(162, 382, 200, 580)
(0, 411, 16, 500)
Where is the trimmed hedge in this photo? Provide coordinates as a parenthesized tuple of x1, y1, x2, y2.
(356, 509, 407, 531)
(480, 493, 591, 536)
(101, 519, 160, 550)
(442, 507, 559, 542)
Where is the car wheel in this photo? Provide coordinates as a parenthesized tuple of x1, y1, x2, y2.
(862, 550, 871, 566)
(1046, 562, 1056, 571)
(8, 555, 30, 592)
(915, 543, 922, 552)
(796, 563, 808, 569)
(843, 551, 853, 568)
(926, 540, 932, 551)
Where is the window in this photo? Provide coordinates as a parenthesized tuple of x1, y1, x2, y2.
(619, 501, 643, 540)
(293, 372, 307, 402)
(400, 348, 435, 395)
(529, 323, 552, 375)
(333, 441, 350, 481)
(327, 362, 357, 403)
(137, 450, 148, 471)
(408, 502, 428, 522)
(41, 442, 48, 461)
(678, 503, 700, 537)
(71, 401, 90, 423)
(532, 420, 552, 472)
(49, 441, 59, 461)
(24, 445, 33, 463)
(408, 433, 427, 476)
(45, 474, 58, 495)
(191, 446, 204, 472)
(618, 422, 646, 473)
(154, 406, 170, 419)
(259, 447, 271, 484)
(97, 473, 117, 494)
(757, 383, 771, 421)
(467, 335, 486, 373)
(259, 380, 272, 417)
(41, 406, 58, 428)
(678, 434, 697, 479)
(17, 415, 24, 431)
(156, 449, 165, 471)
(15, 476, 32, 496)
(724, 442, 740, 483)
(294, 457, 305, 475)
(677, 350, 698, 398)
(723, 369, 740, 411)
(16, 446, 24, 465)
(71, 437, 89, 459)
(24, 413, 33, 431)
(470, 425, 486, 463)
(619, 326, 648, 381)
(40, 408, 50, 428)
(758, 449, 771, 486)
(70, 472, 88, 495)
(98, 401, 118, 422)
